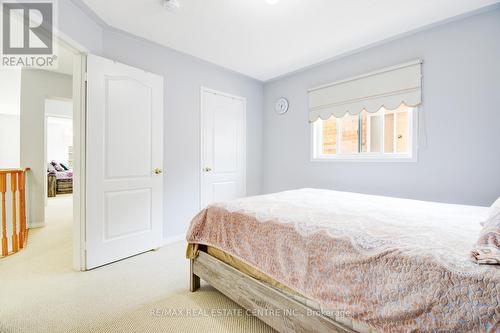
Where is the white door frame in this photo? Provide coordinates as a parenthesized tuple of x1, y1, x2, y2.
(199, 87, 247, 209)
(72, 52, 87, 271)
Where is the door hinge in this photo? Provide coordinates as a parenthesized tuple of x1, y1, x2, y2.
(83, 72, 88, 82)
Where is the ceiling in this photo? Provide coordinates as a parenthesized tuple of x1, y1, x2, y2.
(82, 0, 499, 81)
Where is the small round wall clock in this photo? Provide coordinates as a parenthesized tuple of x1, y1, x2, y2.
(274, 97, 289, 115)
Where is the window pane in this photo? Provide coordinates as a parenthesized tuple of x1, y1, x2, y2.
(370, 115, 383, 153)
(395, 110, 409, 153)
(360, 111, 367, 153)
(313, 105, 413, 160)
(340, 113, 359, 154)
(322, 117, 337, 154)
(361, 111, 382, 153)
(384, 111, 395, 153)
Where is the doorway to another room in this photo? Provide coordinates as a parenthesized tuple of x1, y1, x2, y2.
(22, 38, 76, 236)
(45, 98, 73, 229)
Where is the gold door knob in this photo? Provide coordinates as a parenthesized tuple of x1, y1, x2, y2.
(154, 168, 163, 174)
(203, 167, 212, 172)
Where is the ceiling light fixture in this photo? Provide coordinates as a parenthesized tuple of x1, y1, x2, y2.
(163, 0, 180, 11)
(266, 0, 280, 5)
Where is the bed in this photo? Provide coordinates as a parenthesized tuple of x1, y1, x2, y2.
(47, 161, 73, 196)
(186, 189, 500, 332)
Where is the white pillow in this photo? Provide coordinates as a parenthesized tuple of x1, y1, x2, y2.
(472, 203, 500, 265)
(490, 196, 500, 217)
(484, 196, 500, 226)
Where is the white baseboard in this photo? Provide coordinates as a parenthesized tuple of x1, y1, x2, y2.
(29, 221, 46, 229)
(163, 234, 185, 246)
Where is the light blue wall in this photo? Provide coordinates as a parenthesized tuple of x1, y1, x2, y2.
(262, 7, 500, 206)
(59, 0, 104, 54)
(102, 29, 264, 239)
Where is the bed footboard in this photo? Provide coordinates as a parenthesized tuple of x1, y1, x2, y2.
(190, 251, 355, 333)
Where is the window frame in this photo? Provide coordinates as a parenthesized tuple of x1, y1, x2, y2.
(311, 107, 418, 162)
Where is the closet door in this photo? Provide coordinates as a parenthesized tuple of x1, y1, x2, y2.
(200, 88, 246, 207)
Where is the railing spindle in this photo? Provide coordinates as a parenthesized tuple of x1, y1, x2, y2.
(0, 168, 30, 257)
(18, 171, 26, 248)
(10, 172, 18, 253)
(0, 173, 7, 256)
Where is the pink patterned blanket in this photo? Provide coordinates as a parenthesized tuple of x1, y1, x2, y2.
(55, 170, 73, 180)
(187, 189, 500, 332)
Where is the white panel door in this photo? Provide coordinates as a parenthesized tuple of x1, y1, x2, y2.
(86, 55, 163, 269)
(201, 89, 246, 208)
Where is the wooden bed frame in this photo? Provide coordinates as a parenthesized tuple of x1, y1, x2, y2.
(190, 249, 356, 333)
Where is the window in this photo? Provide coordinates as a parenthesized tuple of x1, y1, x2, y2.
(312, 104, 416, 161)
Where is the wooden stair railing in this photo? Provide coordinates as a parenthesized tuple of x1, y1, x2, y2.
(0, 168, 30, 257)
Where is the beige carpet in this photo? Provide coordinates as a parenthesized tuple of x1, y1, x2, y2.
(0, 195, 275, 333)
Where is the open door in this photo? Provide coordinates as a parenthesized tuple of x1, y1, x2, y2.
(85, 55, 163, 269)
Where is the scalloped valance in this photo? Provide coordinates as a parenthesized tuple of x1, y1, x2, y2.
(308, 60, 422, 122)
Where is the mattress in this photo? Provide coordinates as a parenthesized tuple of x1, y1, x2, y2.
(186, 188, 499, 332)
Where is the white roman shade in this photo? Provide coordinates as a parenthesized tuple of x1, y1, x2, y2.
(308, 60, 422, 122)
